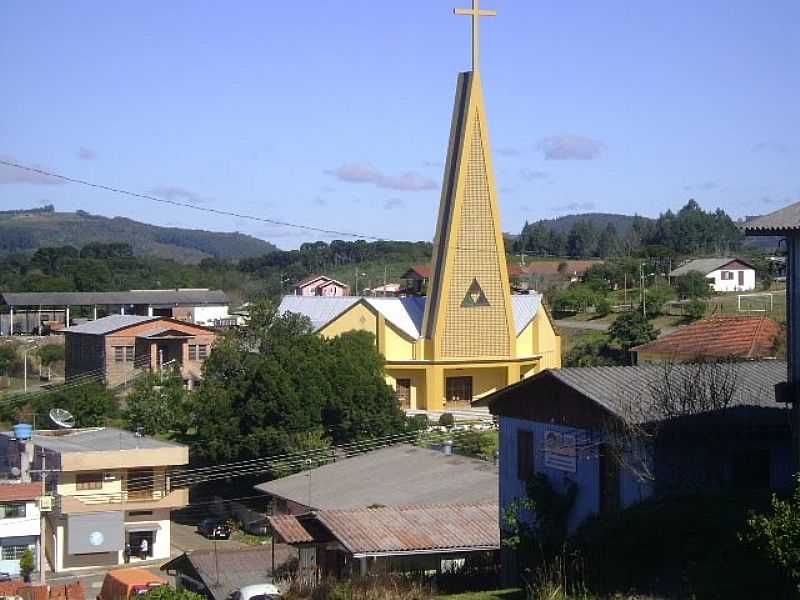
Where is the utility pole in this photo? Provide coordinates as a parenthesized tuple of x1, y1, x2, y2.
(641, 263, 647, 318)
(39, 450, 46, 585)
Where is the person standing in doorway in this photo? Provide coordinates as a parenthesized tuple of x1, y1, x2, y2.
(139, 538, 149, 560)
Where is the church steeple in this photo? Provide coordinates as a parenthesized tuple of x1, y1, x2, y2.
(421, 3, 516, 361)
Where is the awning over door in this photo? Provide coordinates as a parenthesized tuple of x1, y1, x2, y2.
(126, 523, 162, 533)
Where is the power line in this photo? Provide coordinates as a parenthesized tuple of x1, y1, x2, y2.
(0, 159, 382, 241)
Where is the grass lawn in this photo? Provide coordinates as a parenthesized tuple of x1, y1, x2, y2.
(435, 589, 524, 600)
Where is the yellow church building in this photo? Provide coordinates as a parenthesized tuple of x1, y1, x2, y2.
(279, 1, 561, 410)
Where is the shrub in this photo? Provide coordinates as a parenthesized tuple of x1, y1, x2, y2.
(685, 298, 706, 321)
(438, 412, 455, 428)
(19, 548, 34, 582)
(594, 296, 612, 317)
(744, 474, 800, 586)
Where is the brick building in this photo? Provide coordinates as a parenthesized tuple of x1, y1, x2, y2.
(63, 314, 217, 387)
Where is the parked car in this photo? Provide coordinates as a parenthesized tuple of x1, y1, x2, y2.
(197, 518, 232, 540)
(0, 572, 11, 582)
(231, 583, 281, 600)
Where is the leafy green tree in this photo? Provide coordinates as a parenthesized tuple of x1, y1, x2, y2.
(125, 370, 190, 435)
(36, 344, 64, 381)
(191, 299, 407, 464)
(564, 332, 620, 367)
(745, 474, 800, 586)
(596, 223, 621, 258)
(608, 312, 658, 358)
(566, 221, 598, 257)
(594, 296, 612, 317)
(676, 271, 713, 299)
(644, 284, 675, 317)
(32, 381, 118, 427)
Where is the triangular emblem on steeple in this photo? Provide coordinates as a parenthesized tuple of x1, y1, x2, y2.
(462, 278, 489, 307)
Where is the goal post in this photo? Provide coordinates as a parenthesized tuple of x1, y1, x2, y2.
(737, 292, 774, 313)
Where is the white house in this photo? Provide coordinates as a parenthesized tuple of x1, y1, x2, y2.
(669, 257, 756, 292)
(0, 482, 41, 576)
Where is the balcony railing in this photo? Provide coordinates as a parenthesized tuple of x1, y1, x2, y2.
(57, 487, 188, 514)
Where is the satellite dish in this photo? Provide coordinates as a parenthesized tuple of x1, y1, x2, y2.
(49, 408, 75, 429)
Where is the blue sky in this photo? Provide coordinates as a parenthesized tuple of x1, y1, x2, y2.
(1, 1, 798, 249)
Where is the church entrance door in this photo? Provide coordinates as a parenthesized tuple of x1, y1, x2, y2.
(395, 378, 411, 409)
(446, 376, 473, 408)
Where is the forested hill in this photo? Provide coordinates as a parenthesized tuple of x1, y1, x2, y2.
(514, 201, 744, 258)
(526, 213, 649, 236)
(0, 206, 277, 263)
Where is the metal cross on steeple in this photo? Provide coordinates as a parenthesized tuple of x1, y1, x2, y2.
(454, 0, 497, 72)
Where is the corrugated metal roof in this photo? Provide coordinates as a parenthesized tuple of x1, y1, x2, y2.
(744, 201, 800, 234)
(1, 427, 187, 454)
(268, 515, 314, 544)
(511, 294, 542, 333)
(1, 289, 229, 307)
(314, 503, 499, 555)
(366, 297, 426, 338)
(278, 294, 541, 339)
(514, 361, 787, 423)
(669, 257, 750, 277)
(0, 482, 41, 501)
(63, 314, 156, 335)
(255, 444, 497, 509)
(631, 315, 783, 359)
(278, 296, 360, 331)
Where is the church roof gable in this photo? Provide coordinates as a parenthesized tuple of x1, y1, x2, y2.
(278, 294, 541, 340)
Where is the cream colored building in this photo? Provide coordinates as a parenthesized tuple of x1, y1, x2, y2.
(13, 428, 188, 572)
(278, 12, 561, 410)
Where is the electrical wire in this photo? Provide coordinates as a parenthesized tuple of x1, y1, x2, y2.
(67, 426, 494, 498)
(0, 159, 382, 241)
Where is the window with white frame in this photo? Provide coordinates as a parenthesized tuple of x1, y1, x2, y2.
(721, 271, 734, 280)
(1, 544, 32, 560)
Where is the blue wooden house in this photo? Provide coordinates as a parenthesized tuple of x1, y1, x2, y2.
(479, 361, 795, 539)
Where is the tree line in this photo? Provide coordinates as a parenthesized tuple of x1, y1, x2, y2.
(513, 200, 744, 258)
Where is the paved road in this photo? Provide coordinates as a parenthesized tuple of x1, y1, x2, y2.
(170, 521, 250, 553)
(555, 319, 611, 331)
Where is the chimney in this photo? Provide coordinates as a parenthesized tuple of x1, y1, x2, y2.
(442, 440, 453, 456)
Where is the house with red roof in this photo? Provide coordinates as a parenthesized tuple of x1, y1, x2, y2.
(631, 315, 784, 364)
(293, 275, 350, 297)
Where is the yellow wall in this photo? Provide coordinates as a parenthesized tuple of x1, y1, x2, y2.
(383, 322, 415, 361)
(385, 369, 425, 410)
(529, 308, 562, 370)
(320, 303, 377, 339)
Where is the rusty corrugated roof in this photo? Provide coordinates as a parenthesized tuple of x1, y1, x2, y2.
(631, 315, 783, 359)
(0, 482, 41, 501)
(314, 503, 499, 555)
(268, 515, 314, 544)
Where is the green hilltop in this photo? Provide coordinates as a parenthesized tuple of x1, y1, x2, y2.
(0, 205, 277, 263)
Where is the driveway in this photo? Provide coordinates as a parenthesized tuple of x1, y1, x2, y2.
(170, 521, 250, 553)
